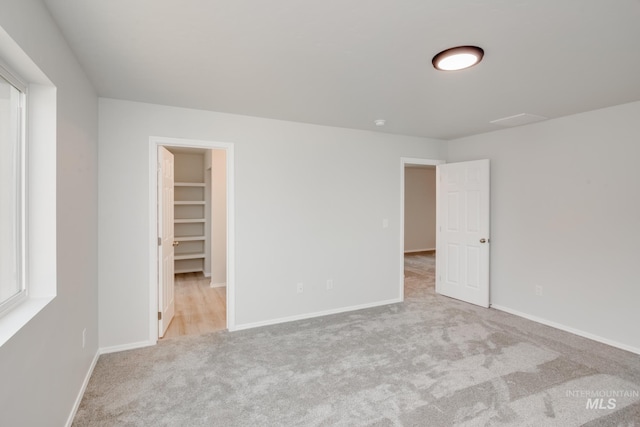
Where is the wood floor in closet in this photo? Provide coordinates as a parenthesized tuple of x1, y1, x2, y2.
(162, 273, 226, 339)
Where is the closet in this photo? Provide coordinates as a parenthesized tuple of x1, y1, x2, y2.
(167, 147, 227, 285)
(170, 149, 208, 274)
(162, 146, 228, 338)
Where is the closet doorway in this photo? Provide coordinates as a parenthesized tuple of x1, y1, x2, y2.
(163, 147, 227, 338)
(149, 137, 235, 343)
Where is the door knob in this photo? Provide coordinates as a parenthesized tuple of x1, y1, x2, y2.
(479, 238, 487, 243)
(172, 241, 180, 247)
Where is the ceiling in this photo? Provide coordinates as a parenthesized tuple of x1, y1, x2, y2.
(42, 0, 640, 140)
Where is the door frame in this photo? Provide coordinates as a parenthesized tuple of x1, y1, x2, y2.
(399, 157, 445, 301)
(148, 136, 235, 342)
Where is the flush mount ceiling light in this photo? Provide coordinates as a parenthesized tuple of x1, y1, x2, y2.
(432, 46, 484, 71)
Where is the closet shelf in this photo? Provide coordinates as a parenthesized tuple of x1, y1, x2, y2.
(173, 157, 207, 275)
(175, 201, 205, 205)
(175, 235, 206, 242)
(175, 267, 204, 274)
(174, 252, 206, 261)
(174, 182, 205, 187)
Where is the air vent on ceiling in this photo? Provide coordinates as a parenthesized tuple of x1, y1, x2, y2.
(490, 113, 547, 127)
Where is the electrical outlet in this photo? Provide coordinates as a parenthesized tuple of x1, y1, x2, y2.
(82, 328, 87, 349)
(297, 283, 304, 294)
(535, 285, 543, 296)
(326, 279, 333, 290)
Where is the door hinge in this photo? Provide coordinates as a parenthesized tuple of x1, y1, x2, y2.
(158, 237, 161, 246)
(158, 311, 162, 320)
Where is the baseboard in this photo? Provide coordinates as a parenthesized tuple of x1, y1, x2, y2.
(210, 282, 226, 288)
(99, 339, 156, 355)
(231, 298, 402, 332)
(65, 349, 100, 427)
(204, 272, 211, 278)
(490, 304, 640, 356)
(404, 248, 435, 254)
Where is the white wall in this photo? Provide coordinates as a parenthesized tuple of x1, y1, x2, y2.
(98, 98, 446, 348)
(0, 1, 98, 425)
(447, 101, 640, 352)
(404, 167, 436, 252)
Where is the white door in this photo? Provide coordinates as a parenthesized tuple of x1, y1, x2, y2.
(436, 159, 490, 307)
(158, 147, 175, 337)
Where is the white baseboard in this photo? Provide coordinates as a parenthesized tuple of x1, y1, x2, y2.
(204, 272, 211, 278)
(99, 339, 155, 355)
(404, 248, 435, 254)
(210, 282, 226, 288)
(491, 304, 640, 356)
(65, 349, 100, 427)
(231, 298, 402, 332)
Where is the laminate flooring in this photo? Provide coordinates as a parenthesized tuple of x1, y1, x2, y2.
(162, 273, 226, 339)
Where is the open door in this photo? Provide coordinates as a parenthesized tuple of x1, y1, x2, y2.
(158, 146, 176, 337)
(436, 159, 490, 307)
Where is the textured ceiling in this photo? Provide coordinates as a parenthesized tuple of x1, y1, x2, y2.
(43, 0, 640, 139)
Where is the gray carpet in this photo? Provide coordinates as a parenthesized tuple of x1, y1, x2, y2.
(74, 253, 640, 426)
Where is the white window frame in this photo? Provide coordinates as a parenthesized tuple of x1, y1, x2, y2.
(0, 27, 57, 347)
(0, 63, 27, 317)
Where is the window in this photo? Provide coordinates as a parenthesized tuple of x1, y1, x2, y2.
(0, 65, 26, 316)
(0, 35, 56, 347)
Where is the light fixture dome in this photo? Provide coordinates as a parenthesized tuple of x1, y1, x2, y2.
(432, 46, 484, 71)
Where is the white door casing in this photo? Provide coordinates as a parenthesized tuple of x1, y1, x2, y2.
(149, 137, 235, 344)
(436, 159, 490, 307)
(158, 146, 175, 337)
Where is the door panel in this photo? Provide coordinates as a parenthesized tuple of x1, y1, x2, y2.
(446, 244, 460, 284)
(436, 159, 490, 307)
(158, 147, 175, 337)
(466, 246, 480, 288)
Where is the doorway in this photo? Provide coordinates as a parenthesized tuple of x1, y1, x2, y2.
(400, 158, 442, 301)
(400, 157, 491, 307)
(149, 137, 235, 344)
(163, 146, 227, 338)
(404, 165, 437, 253)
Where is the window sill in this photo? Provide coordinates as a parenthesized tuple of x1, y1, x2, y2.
(0, 296, 54, 347)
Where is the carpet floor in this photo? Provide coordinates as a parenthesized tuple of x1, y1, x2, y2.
(73, 253, 640, 426)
